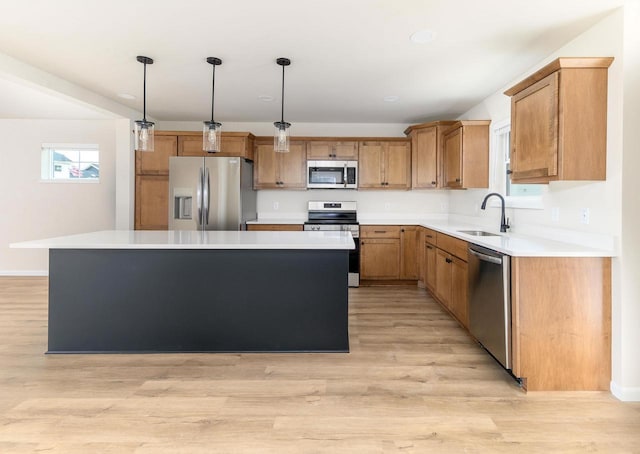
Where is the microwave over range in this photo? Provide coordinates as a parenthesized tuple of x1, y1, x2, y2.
(307, 160, 357, 189)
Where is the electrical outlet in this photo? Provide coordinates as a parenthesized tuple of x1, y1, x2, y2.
(273, 202, 279, 210)
(440, 202, 449, 212)
(551, 207, 560, 222)
(474, 203, 479, 214)
(384, 202, 391, 210)
(580, 208, 590, 225)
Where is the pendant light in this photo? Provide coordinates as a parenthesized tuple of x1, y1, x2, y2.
(274, 57, 291, 153)
(134, 56, 155, 152)
(203, 57, 222, 152)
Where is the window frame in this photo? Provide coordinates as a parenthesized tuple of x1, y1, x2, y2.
(489, 119, 545, 210)
(40, 143, 100, 183)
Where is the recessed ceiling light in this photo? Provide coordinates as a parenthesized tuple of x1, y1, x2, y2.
(258, 95, 274, 102)
(383, 95, 400, 103)
(410, 29, 437, 44)
(117, 93, 136, 100)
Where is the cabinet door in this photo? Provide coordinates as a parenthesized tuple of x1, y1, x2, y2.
(400, 226, 418, 279)
(136, 135, 177, 175)
(333, 141, 358, 160)
(385, 142, 411, 189)
(279, 141, 306, 189)
(135, 175, 169, 230)
(307, 141, 358, 160)
(412, 127, 438, 188)
(254, 143, 279, 189)
(511, 72, 559, 181)
(360, 238, 400, 280)
(358, 142, 384, 188)
(435, 249, 452, 306)
(246, 224, 303, 231)
(178, 135, 250, 158)
(443, 128, 463, 188)
(450, 256, 468, 328)
(425, 243, 437, 292)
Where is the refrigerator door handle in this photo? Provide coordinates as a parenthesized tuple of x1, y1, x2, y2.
(203, 166, 210, 226)
(196, 166, 203, 227)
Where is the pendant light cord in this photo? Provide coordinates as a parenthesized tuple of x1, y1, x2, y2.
(142, 61, 147, 122)
(280, 63, 285, 124)
(211, 63, 216, 123)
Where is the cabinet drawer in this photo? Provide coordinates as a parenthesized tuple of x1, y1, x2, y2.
(361, 225, 401, 239)
(424, 228, 437, 245)
(246, 224, 303, 231)
(436, 233, 468, 261)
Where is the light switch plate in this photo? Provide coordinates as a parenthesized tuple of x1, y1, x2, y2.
(580, 208, 590, 225)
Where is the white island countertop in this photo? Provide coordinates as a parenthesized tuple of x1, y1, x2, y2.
(10, 230, 355, 250)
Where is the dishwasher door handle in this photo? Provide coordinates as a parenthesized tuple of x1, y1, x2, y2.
(469, 248, 503, 265)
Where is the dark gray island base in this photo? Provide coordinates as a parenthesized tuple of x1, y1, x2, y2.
(48, 248, 349, 353)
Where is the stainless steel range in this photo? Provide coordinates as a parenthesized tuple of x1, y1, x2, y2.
(303, 201, 359, 287)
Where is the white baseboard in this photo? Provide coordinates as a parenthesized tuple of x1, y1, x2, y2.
(0, 270, 48, 276)
(611, 380, 640, 401)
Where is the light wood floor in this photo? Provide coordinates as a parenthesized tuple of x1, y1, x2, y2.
(0, 277, 639, 453)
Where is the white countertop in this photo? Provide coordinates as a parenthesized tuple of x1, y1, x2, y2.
(360, 219, 613, 257)
(10, 230, 355, 250)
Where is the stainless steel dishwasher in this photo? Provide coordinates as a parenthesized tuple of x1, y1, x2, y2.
(468, 244, 511, 370)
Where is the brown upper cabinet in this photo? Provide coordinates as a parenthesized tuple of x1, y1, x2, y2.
(358, 140, 411, 189)
(442, 121, 490, 189)
(135, 133, 177, 175)
(253, 140, 306, 189)
(404, 121, 456, 189)
(177, 132, 255, 160)
(306, 141, 358, 160)
(504, 57, 613, 183)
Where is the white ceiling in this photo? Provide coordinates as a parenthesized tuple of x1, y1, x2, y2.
(0, 0, 624, 123)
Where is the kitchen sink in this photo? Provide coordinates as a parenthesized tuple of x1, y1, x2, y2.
(457, 230, 500, 237)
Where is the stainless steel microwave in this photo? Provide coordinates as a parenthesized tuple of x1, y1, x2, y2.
(307, 160, 358, 189)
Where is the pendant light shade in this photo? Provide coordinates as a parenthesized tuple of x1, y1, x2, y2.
(134, 56, 155, 152)
(274, 57, 291, 153)
(203, 57, 222, 153)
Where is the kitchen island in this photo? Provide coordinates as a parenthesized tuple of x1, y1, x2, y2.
(12, 230, 354, 354)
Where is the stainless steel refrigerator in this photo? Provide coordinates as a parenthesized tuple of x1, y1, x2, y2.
(169, 156, 257, 231)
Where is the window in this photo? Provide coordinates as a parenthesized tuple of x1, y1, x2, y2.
(491, 121, 544, 208)
(41, 144, 99, 181)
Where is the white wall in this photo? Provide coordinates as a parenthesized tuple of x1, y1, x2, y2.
(0, 120, 118, 273)
(452, 6, 640, 400)
(616, 0, 640, 401)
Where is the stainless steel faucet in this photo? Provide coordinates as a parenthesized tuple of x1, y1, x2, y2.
(481, 193, 510, 233)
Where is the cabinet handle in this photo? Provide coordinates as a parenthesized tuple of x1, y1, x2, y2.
(374, 230, 387, 234)
(427, 245, 433, 249)
(401, 229, 405, 232)
(446, 258, 452, 264)
(431, 181, 437, 185)
(426, 234, 433, 238)
(455, 178, 461, 183)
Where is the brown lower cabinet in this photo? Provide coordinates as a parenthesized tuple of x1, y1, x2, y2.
(246, 224, 303, 231)
(360, 225, 418, 282)
(419, 230, 469, 329)
(419, 228, 611, 391)
(511, 256, 611, 391)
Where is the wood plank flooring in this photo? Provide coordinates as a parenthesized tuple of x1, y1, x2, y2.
(0, 277, 639, 453)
